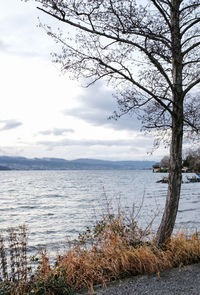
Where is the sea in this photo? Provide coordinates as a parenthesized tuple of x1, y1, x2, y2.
(0, 170, 199, 257)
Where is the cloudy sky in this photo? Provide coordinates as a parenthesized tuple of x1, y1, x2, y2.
(0, 0, 168, 161)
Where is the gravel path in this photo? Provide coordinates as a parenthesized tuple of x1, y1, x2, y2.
(93, 263, 200, 295)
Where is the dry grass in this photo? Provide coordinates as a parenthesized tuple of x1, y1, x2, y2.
(32, 219, 200, 295)
(0, 219, 200, 294)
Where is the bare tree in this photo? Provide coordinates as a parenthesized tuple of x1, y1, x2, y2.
(26, 0, 200, 245)
(183, 148, 200, 172)
(160, 156, 170, 169)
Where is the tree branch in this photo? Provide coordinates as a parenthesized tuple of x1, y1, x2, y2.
(182, 34, 200, 47)
(93, 57, 173, 115)
(180, 2, 200, 15)
(143, 123, 171, 129)
(37, 6, 173, 90)
(183, 78, 200, 96)
(181, 18, 200, 36)
(183, 118, 199, 133)
(183, 59, 200, 66)
(150, 0, 171, 29)
(182, 41, 200, 56)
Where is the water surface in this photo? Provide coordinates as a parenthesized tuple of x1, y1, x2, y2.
(0, 170, 199, 254)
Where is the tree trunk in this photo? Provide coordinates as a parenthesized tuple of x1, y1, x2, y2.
(155, 115, 183, 246)
(155, 0, 184, 246)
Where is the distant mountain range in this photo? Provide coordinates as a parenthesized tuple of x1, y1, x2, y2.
(0, 156, 156, 171)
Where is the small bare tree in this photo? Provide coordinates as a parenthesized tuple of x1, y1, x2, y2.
(160, 156, 170, 169)
(26, 0, 200, 245)
(183, 148, 200, 172)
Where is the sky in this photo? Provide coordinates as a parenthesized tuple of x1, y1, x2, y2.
(0, 0, 168, 161)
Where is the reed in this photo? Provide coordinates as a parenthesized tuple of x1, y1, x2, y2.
(0, 232, 8, 281)
(0, 225, 28, 294)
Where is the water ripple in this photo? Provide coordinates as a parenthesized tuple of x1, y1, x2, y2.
(0, 170, 199, 256)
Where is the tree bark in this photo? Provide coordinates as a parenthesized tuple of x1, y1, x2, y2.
(156, 115, 183, 246)
(155, 0, 184, 246)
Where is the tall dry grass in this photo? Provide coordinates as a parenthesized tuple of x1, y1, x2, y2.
(0, 215, 200, 294)
(31, 213, 200, 295)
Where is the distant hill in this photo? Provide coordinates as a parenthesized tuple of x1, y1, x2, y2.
(0, 156, 156, 171)
(0, 165, 11, 171)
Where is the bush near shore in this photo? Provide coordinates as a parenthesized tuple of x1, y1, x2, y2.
(0, 214, 200, 294)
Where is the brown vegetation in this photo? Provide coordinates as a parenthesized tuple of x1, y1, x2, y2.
(0, 219, 200, 295)
(33, 229, 200, 294)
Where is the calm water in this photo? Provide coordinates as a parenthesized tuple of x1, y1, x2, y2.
(0, 170, 199, 254)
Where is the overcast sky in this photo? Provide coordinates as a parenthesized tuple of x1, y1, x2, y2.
(0, 0, 168, 161)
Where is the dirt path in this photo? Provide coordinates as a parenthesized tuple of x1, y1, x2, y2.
(93, 263, 200, 295)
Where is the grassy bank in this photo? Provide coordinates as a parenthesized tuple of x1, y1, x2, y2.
(0, 213, 200, 294)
